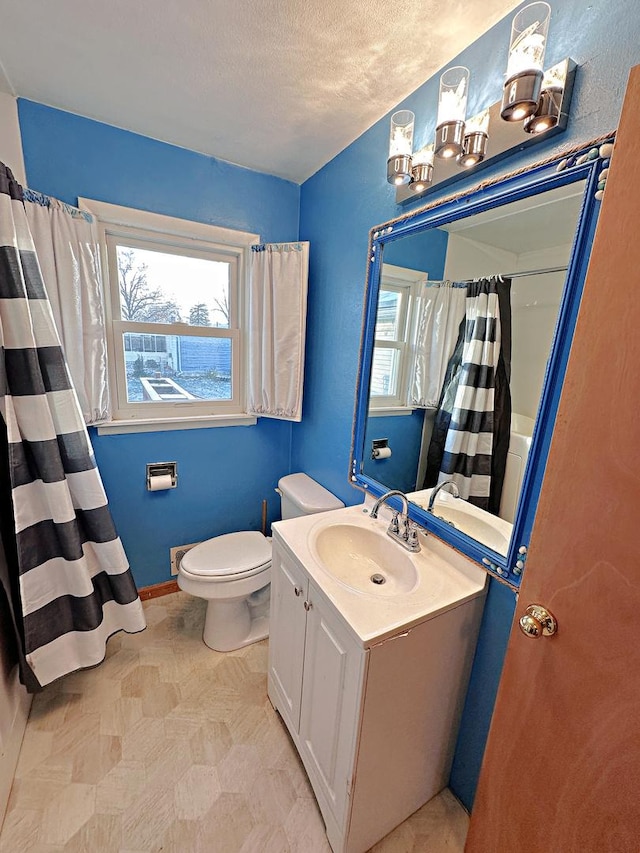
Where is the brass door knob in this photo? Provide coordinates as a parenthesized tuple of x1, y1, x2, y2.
(519, 605, 557, 638)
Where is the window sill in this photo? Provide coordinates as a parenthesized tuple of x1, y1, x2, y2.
(96, 413, 258, 435)
(367, 406, 416, 417)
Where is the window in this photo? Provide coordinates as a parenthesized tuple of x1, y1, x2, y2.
(80, 199, 259, 430)
(369, 264, 425, 411)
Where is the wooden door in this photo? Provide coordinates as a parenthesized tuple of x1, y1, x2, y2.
(466, 65, 640, 853)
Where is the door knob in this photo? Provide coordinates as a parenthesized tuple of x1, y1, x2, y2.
(519, 604, 557, 639)
(294, 586, 303, 597)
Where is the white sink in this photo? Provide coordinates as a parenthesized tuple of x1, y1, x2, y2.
(273, 504, 487, 645)
(407, 489, 513, 556)
(311, 523, 419, 596)
(430, 505, 511, 555)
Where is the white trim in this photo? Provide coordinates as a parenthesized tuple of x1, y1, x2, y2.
(96, 413, 257, 434)
(370, 265, 428, 412)
(381, 263, 428, 284)
(367, 406, 415, 417)
(78, 198, 259, 247)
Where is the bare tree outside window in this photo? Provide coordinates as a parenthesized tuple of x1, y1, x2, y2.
(212, 291, 230, 326)
(117, 249, 182, 323)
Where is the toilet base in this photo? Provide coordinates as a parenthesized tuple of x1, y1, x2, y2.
(202, 593, 270, 652)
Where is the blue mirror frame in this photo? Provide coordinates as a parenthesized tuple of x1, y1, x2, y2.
(351, 145, 605, 588)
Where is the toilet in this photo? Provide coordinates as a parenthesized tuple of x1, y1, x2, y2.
(177, 473, 344, 651)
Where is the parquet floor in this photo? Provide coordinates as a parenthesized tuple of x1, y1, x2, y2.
(0, 592, 469, 852)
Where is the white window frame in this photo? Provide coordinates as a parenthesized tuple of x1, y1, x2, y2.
(79, 199, 260, 434)
(369, 264, 426, 415)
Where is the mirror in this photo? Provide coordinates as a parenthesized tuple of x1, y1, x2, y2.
(352, 153, 603, 586)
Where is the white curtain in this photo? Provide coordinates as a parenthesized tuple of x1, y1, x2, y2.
(24, 191, 109, 424)
(248, 242, 309, 421)
(410, 281, 467, 409)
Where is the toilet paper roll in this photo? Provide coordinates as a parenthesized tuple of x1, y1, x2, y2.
(373, 447, 392, 460)
(148, 473, 174, 491)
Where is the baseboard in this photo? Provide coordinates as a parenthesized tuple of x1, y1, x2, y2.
(138, 580, 180, 601)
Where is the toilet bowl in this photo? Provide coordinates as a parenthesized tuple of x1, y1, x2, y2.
(178, 531, 272, 652)
(177, 473, 344, 652)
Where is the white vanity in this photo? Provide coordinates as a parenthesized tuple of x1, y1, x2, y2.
(267, 503, 487, 853)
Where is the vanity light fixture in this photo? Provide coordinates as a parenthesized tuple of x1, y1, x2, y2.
(501, 2, 551, 122)
(458, 109, 490, 167)
(388, 3, 576, 202)
(410, 144, 435, 192)
(435, 66, 469, 159)
(387, 110, 415, 185)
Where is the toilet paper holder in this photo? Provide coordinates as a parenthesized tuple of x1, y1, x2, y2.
(371, 438, 391, 460)
(146, 461, 178, 490)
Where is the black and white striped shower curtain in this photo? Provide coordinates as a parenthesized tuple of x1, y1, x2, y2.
(0, 163, 145, 690)
(426, 277, 511, 513)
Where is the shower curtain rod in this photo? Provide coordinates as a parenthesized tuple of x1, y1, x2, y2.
(496, 265, 569, 279)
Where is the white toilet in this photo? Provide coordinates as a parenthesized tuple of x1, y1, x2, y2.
(177, 473, 344, 651)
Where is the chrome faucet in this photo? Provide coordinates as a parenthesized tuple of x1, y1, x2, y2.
(369, 490, 420, 552)
(427, 480, 460, 513)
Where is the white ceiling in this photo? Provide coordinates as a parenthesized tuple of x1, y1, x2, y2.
(0, 0, 520, 183)
(444, 182, 586, 254)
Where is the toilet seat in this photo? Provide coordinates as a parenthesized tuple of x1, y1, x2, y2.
(181, 531, 271, 580)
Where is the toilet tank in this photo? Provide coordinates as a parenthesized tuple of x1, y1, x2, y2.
(278, 473, 344, 519)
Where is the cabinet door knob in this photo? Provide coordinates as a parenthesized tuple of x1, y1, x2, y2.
(303, 600, 312, 611)
(294, 586, 303, 597)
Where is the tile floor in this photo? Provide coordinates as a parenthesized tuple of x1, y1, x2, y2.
(0, 592, 469, 852)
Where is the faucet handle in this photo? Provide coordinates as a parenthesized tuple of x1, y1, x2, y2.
(406, 523, 421, 551)
(389, 511, 400, 534)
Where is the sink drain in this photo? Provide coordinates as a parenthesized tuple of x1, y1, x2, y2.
(370, 573, 386, 585)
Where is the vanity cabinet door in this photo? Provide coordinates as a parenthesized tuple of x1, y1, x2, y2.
(298, 581, 366, 833)
(267, 543, 308, 730)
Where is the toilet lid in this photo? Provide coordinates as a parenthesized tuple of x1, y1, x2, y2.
(181, 531, 271, 577)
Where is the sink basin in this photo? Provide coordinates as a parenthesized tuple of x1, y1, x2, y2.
(430, 505, 510, 555)
(311, 523, 419, 596)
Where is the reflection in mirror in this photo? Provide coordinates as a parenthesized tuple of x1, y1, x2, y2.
(363, 181, 586, 557)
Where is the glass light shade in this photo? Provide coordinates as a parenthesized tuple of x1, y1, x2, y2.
(523, 86, 562, 133)
(387, 110, 415, 185)
(506, 2, 550, 79)
(501, 2, 551, 121)
(465, 109, 490, 136)
(412, 145, 435, 168)
(388, 110, 415, 158)
(436, 66, 470, 126)
(411, 145, 434, 192)
(435, 67, 469, 159)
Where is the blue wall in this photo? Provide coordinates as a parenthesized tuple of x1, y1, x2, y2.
(363, 412, 425, 493)
(18, 100, 300, 589)
(383, 228, 448, 273)
(295, 0, 640, 808)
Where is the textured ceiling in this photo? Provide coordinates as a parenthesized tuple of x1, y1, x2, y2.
(0, 0, 520, 183)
